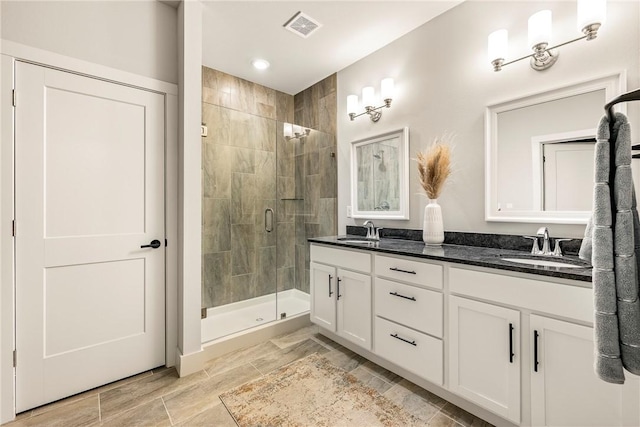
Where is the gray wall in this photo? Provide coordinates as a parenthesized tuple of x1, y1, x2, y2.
(1, 1, 178, 84)
(337, 1, 640, 238)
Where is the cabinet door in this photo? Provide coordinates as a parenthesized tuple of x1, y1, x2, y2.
(310, 262, 336, 332)
(449, 296, 520, 423)
(337, 269, 372, 350)
(530, 315, 640, 426)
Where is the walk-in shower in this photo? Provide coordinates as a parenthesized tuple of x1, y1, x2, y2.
(201, 105, 337, 343)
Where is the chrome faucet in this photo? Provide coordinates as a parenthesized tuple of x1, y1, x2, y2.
(537, 227, 551, 255)
(523, 227, 558, 256)
(363, 220, 381, 240)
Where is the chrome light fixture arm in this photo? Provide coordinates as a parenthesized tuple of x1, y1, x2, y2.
(284, 128, 311, 141)
(492, 33, 592, 72)
(349, 99, 392, 122)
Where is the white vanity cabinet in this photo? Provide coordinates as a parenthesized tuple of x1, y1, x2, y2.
(449, 267, 640, 427)
(449, 295, 521, 423)
(529, 314, 640, 427)
(310, 245, 372, 350)
(309, 262, 337, 331)
(373, 254, 444, 385)
(310, 241, 640, 427)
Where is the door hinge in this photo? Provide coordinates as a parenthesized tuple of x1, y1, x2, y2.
(12, 90, 16, 107)
(12, 350, 16, 367)
(11, 220, 16, 237)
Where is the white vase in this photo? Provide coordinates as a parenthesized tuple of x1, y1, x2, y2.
(423, 199, 444, 245)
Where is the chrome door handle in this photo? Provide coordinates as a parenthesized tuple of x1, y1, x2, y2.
(141, 239, 161, 249)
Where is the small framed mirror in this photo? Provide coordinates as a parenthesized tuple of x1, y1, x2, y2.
(350, 127, 409, 219)
(485, 73, 626, 224)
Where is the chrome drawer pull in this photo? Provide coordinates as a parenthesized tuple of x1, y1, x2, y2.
(390, 333, 417, 346)
(389, 291, 416, 302)
(389, 267, 416, 275)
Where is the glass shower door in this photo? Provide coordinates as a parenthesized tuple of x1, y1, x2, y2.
(275, 121, 336, 320)
(201, 106, 278, 341)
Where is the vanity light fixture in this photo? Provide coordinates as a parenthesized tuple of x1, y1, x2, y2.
(283, 123, 310, 141)
(347, 78, 394, 122)
(488, 0, 606, 72)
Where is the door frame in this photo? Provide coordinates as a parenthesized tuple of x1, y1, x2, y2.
(0, 41, 178, 424)
(530, 128, 596, 211)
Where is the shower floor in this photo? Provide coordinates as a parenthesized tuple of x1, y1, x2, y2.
(201, 289, 310, 343)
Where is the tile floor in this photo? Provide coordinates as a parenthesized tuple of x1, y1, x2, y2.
(6, 325, 493, 427)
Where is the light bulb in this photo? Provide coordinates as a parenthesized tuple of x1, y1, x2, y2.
(283, 123, 293, 138)
(528, 10, 552, 49)
(347, 95, 358, 115)
(488, 29, 508, 61)
(577, 0, 606, 32)
(362, 86, 375, 108)
(381, 78, 394, 101)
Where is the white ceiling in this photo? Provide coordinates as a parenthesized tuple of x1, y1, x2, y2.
(201, 1, 463, 95)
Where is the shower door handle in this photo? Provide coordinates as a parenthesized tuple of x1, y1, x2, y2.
(265, 208, 274, 232)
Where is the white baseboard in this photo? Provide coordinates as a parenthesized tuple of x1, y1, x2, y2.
(174, 347, 205, 377)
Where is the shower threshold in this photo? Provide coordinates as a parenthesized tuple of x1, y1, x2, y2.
(201, 289, 310, 343)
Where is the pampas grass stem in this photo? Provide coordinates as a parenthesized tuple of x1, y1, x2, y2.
(417, 140, 451, 200)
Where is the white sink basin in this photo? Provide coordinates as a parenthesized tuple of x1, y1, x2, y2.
(501, 257, 586, 269)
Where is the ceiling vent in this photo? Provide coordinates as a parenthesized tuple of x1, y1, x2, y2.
(283, 11, 322, 39)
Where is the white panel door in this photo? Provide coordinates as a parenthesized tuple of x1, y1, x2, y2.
(337, 269, 371, 350)
(530, 315, 640, 426)
(543, 142, 594, 211)
(15, 61, 165, 411)
(449, 295, 520, 423)
(310, 262, 337, 331)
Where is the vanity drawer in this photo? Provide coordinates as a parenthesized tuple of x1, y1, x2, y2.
(375, 316, 443, 385)
(449, 267, 593, 323)
(375, 278, 443, 337)
(311, 244, 371, 273)
(375, 254, 443, 289)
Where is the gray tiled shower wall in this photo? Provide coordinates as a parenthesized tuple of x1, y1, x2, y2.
(202, 67, 337, 309)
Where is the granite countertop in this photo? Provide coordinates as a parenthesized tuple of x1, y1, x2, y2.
(308, 235, 592, 283)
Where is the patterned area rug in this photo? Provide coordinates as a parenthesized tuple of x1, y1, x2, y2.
(219, 353, 421, 426)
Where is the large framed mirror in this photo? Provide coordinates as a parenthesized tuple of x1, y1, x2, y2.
(485, 72, 626, 224)
(350, 127, 409, 219)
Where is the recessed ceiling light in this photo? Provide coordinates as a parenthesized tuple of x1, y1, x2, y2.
(252, 59, 270, 70)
